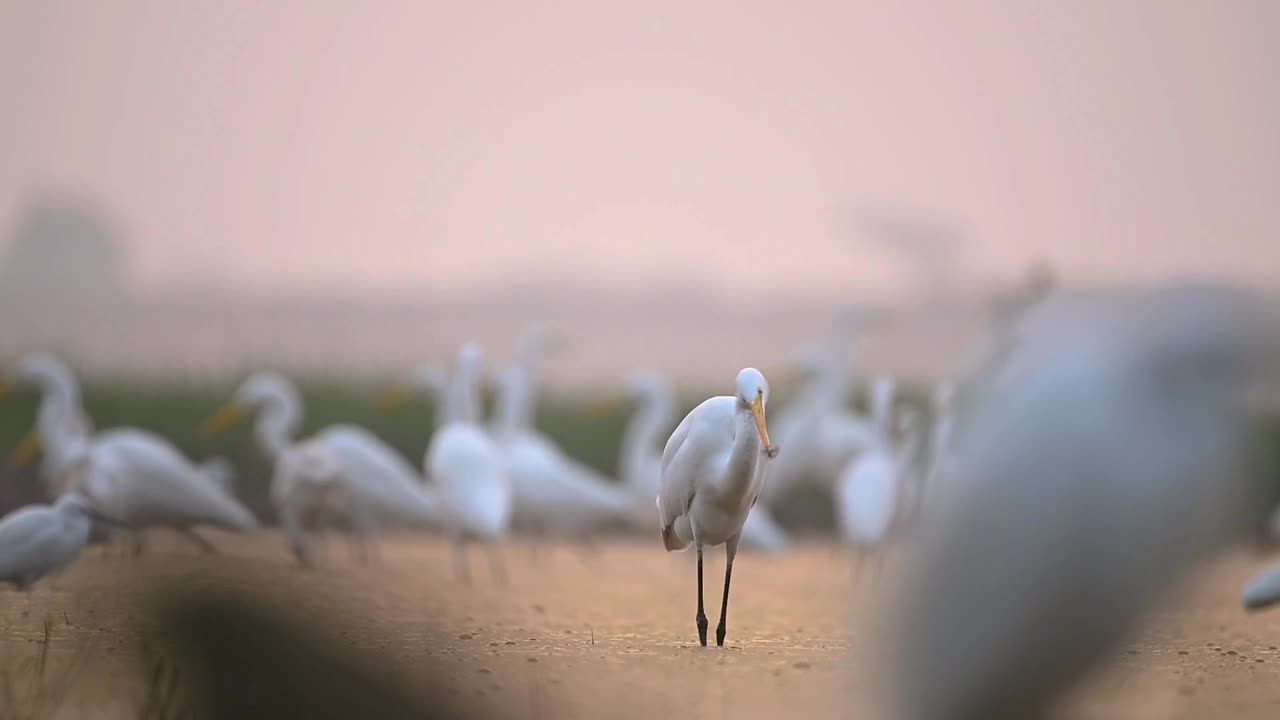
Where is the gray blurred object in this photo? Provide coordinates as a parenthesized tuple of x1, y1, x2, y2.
(862, 284, 1279, 720)
(1243, 562, 1280, 611)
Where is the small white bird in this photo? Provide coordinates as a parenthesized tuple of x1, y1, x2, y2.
(659, 367, 778, 647)
(0, 492, 108, 590)
(425, 344, 513, 583)
(835, 377, 922, 571)
(204, 372, 441, 566)
(7, 355, 257, 555)
(492, 364, 631, 541)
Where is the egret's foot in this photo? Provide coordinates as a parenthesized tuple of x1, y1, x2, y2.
(715, 619, 726, 647)
(696, 611, 709, 647)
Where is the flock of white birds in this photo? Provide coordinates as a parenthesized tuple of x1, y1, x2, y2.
(1, 283, 1280, 717)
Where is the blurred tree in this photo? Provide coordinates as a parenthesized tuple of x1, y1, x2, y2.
(0, 192, 129, 297)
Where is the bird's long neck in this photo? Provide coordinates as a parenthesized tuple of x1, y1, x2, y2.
(448, 363, 481, 425)
(620, 388, 674, 488)
(255, 394, 301, 460)
(492, 372, 529, 436)
(721, 402, 765, 498)
(38, 401, 91, 478)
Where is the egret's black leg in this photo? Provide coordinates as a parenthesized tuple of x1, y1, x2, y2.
(696, 544, 708, 646)
(716, 536, 739, 647)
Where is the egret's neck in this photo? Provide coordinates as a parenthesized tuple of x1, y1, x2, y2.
(721, 401, 765, 498)
(492, 372, 530, 436)
(37, 402, 91, 479)
(621, 389, 674, 488)
(448, 364, 482, 425)
(255, 394, 301, 460)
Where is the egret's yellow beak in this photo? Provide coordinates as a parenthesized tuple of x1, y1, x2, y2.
(751, 393, 778, 458)
(9, 430, 41, 468)
(374, 385, 411, 413)
(202, 403, 246, 437)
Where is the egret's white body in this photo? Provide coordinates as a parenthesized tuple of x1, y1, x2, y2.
(760, 337, 875, 508)
(492, 365, 630, 538)
(835, 377, 916, 553)
(211, 373, 439, 565)
(7, 355, 256, 553)
(862, 284, 1278, 720)
(0, 493, 97, 590)
(423, 344, 512, 581)
(622, 372, 788, 553)
(659, 368, 777, 647)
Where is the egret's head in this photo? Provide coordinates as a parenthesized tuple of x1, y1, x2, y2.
(736, 368, 778, 458)
(4, 353, 76, 398)
(203, 372, 292, 437)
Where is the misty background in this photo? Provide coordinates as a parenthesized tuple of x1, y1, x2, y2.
(1, 1, 1277, 385)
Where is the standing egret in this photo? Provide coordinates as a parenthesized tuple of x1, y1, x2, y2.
(860, 284, 1279, 720)
(0, 492, 114, 590)
(834, 377, 921, 573)
(425, 344, 512, 583)
(491, 364, 631, 542)
(6, 355, 257, 554)
(620, 372, 788, 553)
(204, 372, 441, 566)
(659, 367, 778, 647)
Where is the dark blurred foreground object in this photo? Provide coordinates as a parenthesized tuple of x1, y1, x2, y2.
(862, 284, 1280, 720)
(147, 589, 476, 720)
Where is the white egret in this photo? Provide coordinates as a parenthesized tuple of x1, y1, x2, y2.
(834, 377, 921, 570)
(760, 335, 875, 509)
(204, 372, 441, 566)
(619, 371, 788, 553)
(6, 355, 257, 554)
(491, 364, 631, 541)
(425, 344, 512, 582)
(0, 492, 115, 591)
(659, 367, 778, 647)
(860, 284, 1279, 720)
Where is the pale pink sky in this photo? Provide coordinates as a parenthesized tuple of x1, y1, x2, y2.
(1, 0, 1277, 299)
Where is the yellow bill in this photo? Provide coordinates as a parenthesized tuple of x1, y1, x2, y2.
(374, 385, 411, 413)
(9, 430, 42, 468)
(750, 393, 778, 458)
(202, 403, 246, 437)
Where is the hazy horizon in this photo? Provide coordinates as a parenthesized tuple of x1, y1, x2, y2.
(3, 1, 1277, 303)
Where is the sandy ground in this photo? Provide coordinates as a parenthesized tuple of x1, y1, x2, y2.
(2, 532, 1280, 719)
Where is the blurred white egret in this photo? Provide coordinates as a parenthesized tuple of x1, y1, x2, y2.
(0, 492, 110, 591)
(834, 377, 921, 570)
(425, 344, 512, 582)
(760, 322, 875, 509)
(491, 365, 631, 542)
(620, 371, 789, 553)
(204, 372, 441, 566)
(7, 355, 256, 554)
(862, 284, 1278, 720)
(659, 367, 778, 647)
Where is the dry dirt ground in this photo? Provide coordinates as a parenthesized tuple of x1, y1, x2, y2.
(1, 532, 1280, 719)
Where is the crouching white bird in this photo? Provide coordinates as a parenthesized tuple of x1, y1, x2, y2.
(426, 343, 513, 583)
(659, 367, 778, 647)
(0, 492, 115, 591)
